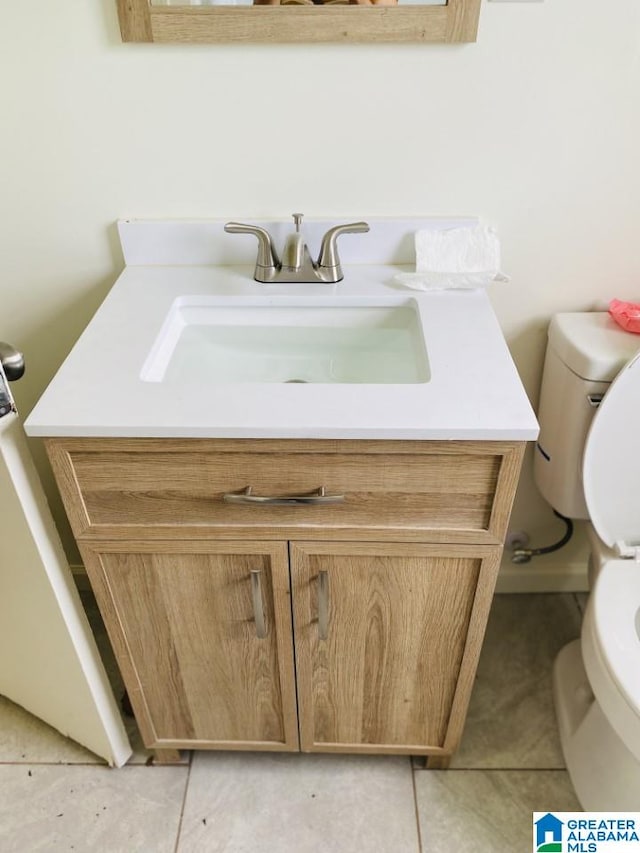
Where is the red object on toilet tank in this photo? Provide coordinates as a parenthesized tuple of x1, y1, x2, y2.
(609, 299, 640, 334)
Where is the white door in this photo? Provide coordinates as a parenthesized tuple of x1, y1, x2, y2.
(0, 388, 131, 767)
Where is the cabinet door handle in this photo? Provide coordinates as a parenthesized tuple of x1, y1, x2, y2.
(224, 486, 345, 506)
(250, 569, 267, 639)
(318, 570, 329, 641)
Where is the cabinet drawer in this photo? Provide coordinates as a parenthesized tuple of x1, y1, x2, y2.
(47, 438, 524, 542)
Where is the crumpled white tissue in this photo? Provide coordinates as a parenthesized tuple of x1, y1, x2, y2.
(393, 223, 509, 291)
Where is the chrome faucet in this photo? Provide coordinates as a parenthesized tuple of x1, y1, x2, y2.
(224, 213, 370, 284)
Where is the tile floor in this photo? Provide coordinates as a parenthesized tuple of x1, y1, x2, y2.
(0, 593, 584, 852)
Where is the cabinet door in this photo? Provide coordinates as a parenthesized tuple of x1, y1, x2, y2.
(290, 541, 501, 755)
(80, 540, 299, 752)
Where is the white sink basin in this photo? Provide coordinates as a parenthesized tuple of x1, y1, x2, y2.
(141, 297, 430, 385)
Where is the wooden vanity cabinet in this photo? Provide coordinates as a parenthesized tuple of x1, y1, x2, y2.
(46, 437, 524, 764)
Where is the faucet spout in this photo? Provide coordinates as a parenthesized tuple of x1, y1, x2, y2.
(281, 212, 306, 270)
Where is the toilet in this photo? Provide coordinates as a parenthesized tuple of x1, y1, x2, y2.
(534, 312, 640, 810)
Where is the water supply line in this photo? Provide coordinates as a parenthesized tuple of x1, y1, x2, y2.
(511, 510, 574, 564)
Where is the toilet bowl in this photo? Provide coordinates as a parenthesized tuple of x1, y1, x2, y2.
(535, 312, 640, 809)
(583, 557, 640, 761)
(554, 549, 640, 810)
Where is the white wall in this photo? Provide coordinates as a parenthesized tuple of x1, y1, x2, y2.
(1, 1, 639, 577)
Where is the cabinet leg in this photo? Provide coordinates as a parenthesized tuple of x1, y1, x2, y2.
(425, 754, 451, 770)
(151, 749, 183, 765)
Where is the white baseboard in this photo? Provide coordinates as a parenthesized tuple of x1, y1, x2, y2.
(73, 557, 590, 596)
(496, 557, 589, 593)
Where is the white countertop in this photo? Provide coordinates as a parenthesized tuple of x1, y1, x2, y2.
(25, 264, 538, 441)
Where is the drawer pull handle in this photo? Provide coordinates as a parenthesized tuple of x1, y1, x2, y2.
(224, 486, 345, 506)
(318, 570, 329, 641)
(250, 569, 267, 639)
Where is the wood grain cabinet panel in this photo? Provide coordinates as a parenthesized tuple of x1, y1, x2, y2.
(290, 541, 501, 756)
(79, 540, 299, 752)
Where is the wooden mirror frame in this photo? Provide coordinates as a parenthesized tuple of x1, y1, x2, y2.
(116, 0, 481, 44)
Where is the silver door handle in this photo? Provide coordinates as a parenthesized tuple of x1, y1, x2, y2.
(0, 342, 25, 381)
(224, 486, 345, 506)
(318, 571, 329, 641)
(250, 569, 267, 639)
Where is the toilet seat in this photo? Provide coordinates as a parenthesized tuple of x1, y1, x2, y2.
(587, 561, 640, 715)
(580, 349, 640, 756)
(583, 349, 640, 554)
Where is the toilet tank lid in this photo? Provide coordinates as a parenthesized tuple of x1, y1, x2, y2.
(548, 313, 640, 382)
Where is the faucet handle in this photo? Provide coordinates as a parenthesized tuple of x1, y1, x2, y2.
(224, 221, 280, 272)
(317, 221, 370, 280)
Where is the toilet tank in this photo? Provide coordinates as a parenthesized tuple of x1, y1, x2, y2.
(534, 312, 640, 519)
